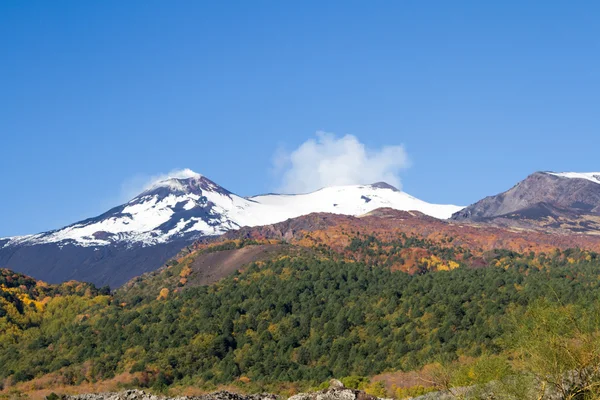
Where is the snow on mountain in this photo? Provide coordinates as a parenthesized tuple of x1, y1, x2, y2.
(2, 171, 463, 248)
(248, 183, 462, 221)
(547, 172, 600, 184)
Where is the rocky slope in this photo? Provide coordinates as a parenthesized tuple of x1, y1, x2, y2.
(452, 171, 600, 234)
(217, 208, 600, 254)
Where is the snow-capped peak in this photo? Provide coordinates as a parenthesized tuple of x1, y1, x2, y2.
(547, 172, 600, 185)
(144, 169, 204, 192)
(3, 173, 464, 248)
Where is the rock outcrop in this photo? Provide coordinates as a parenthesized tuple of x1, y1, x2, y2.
(287, 382, 382, 400)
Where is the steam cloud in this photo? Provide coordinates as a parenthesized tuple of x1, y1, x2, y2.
(273, 132, 409, 194)
(120, 168, 200, 201)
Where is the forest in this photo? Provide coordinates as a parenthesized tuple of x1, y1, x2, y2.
(2, 235, 600, 398)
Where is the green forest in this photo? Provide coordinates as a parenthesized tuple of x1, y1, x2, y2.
(2, 236, 600, 398)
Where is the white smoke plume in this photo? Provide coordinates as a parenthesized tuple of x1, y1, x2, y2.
(273, 132, 409, 193)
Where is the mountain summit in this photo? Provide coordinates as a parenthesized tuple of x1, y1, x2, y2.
(452, 171, 600, 232)
(0, 171, 462, 286)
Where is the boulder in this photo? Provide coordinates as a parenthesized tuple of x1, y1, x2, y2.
(288, 387, 380, 400)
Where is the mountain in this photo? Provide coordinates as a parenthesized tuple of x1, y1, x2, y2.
(0, 171, 462, 287)
(452, 171, 600, 233)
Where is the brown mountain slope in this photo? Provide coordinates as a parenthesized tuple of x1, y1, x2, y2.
(215, 208, 600, 254)
(452, 171, 600, 234)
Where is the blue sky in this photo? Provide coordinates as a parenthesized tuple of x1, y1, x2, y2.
(1, 1, 599, 236)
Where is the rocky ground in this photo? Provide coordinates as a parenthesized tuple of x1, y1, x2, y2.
(63, 381, 386, 400)
(287, 380, 379, 400)
(65, 390, 280, 400)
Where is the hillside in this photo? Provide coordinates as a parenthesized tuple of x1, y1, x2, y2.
(213, 208, 600, 256)
(0, 269, 107, 351)
(117, 208, 600, 302)
(3, 215, 600, 398)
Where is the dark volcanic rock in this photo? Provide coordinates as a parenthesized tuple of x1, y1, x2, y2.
(0, 239, 191, 288)
(186, 244, 290, 286)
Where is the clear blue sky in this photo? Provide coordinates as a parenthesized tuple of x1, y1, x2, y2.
(1, 1, 599, 236)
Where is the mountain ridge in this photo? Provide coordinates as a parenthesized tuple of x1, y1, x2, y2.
(5, 168, 600, 287)
(2, 171, 463, 248)
(0, 171, 463, 286)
